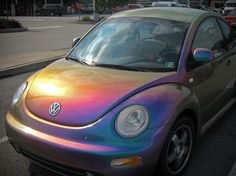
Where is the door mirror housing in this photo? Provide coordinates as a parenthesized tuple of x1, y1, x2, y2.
(72, 37, 81, 47)
(193, 48, 214, 62)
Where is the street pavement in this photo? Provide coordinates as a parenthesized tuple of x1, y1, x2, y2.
(0, 16, 94, 76)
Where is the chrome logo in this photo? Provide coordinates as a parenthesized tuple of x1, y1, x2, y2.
(48, 102, 61, 117)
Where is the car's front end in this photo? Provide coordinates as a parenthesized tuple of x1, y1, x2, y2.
(6, 58, 179, 176)
(6, 7, 203, 176)
(6, 100, 164, 176)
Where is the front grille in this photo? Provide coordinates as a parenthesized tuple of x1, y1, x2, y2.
(22, 150, 103, 176)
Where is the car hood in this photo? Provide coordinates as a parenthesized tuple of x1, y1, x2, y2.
(26, 59, 174, 127)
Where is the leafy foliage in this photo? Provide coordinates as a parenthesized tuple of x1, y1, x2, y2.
(81, 15, 92, 21)
(0, 19, 23, 29)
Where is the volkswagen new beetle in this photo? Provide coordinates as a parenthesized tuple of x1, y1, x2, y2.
(6, 7, 236, 176)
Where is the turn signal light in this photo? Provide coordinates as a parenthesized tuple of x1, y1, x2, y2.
(111, 156, 142, 168)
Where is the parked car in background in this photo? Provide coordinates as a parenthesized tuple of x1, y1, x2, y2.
(81, 3, 93, 14)
(36, 4, 63, 16)
(6, 7, 236, 176)
(223, 0, 236, 15)
(175, 0, 188, 7)
(224, 8, 236, 29)
(152, 1, 184, 7)
(112, 4, 144, 13)
(187, 2, 222, 13)
(98, 7, 112, 14)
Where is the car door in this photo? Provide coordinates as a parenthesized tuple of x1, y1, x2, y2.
(188, 17, 234, 125)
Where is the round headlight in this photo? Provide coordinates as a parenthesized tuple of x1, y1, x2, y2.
(115, 105, 149, 138)
(11, 82, 27, 107)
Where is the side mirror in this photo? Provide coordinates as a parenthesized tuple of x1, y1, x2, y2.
(193, 48, 214, 62)
(72, 37, 81, 47)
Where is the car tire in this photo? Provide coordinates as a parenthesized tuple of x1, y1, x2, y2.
(157, 116, 196, 176)
(50, 11, 54, 16)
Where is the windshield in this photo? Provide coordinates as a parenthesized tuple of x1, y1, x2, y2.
(68, 17, 189, 72)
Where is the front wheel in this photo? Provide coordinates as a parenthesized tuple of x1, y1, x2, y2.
(157, 117, 196, 176)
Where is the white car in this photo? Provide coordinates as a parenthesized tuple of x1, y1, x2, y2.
(152, 1, 186, 7)
(223, 0, 236, 15)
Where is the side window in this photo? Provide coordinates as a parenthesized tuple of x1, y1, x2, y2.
(218, 19, 236, 50)
(192, 18, 225, 58)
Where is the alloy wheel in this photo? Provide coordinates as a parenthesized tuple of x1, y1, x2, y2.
(166, 125, 193, 175)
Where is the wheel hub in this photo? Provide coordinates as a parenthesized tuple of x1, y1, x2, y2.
(176, 143, 184, 157)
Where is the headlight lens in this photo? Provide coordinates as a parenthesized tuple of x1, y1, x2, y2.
(115, 105, 149, 138)
(11, 82, 27, 107)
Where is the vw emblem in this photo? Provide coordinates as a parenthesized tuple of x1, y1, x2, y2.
(48, 102, 61, 117)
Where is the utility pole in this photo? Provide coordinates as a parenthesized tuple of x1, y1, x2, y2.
(93, 0, 98, 21)
(93, 0, 96, 12)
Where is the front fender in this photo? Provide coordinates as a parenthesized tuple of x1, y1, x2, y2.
(111, 83, 200, 130)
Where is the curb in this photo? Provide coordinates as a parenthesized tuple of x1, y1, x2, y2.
(228, 161, 236, 176)
(0, 55, 64, 78)
(0, 27, 28, 33)
(76, 21, 98, 24)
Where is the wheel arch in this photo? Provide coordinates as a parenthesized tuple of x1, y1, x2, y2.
(176, 108, 200, 138)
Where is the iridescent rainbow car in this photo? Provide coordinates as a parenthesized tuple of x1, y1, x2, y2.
(6, 7, 236, 176)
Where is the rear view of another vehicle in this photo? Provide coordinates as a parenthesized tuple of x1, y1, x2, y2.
(224, 8, 236, 29)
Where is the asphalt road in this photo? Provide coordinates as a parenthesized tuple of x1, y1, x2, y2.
(0, 16, 94, 58)
(0, 71, 236, 176)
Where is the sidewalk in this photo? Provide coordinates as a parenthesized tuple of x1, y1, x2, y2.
(0, 49, 69, 78)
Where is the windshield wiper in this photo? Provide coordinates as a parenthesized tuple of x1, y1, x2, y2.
(66, 57, 89, 65)
(94, 63, 147, 72)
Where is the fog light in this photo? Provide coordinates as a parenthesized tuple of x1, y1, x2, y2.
(111, 157, 142, 168)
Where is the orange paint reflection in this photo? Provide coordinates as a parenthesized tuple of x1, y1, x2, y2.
(36, 79, 67, 96)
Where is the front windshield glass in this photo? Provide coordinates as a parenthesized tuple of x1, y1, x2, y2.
(69, 17, 189, 72)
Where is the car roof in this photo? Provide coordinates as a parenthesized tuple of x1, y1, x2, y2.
(110, 7, 211, 23)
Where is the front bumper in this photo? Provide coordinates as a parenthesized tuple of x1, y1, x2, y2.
(6, 112, 167, 176)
